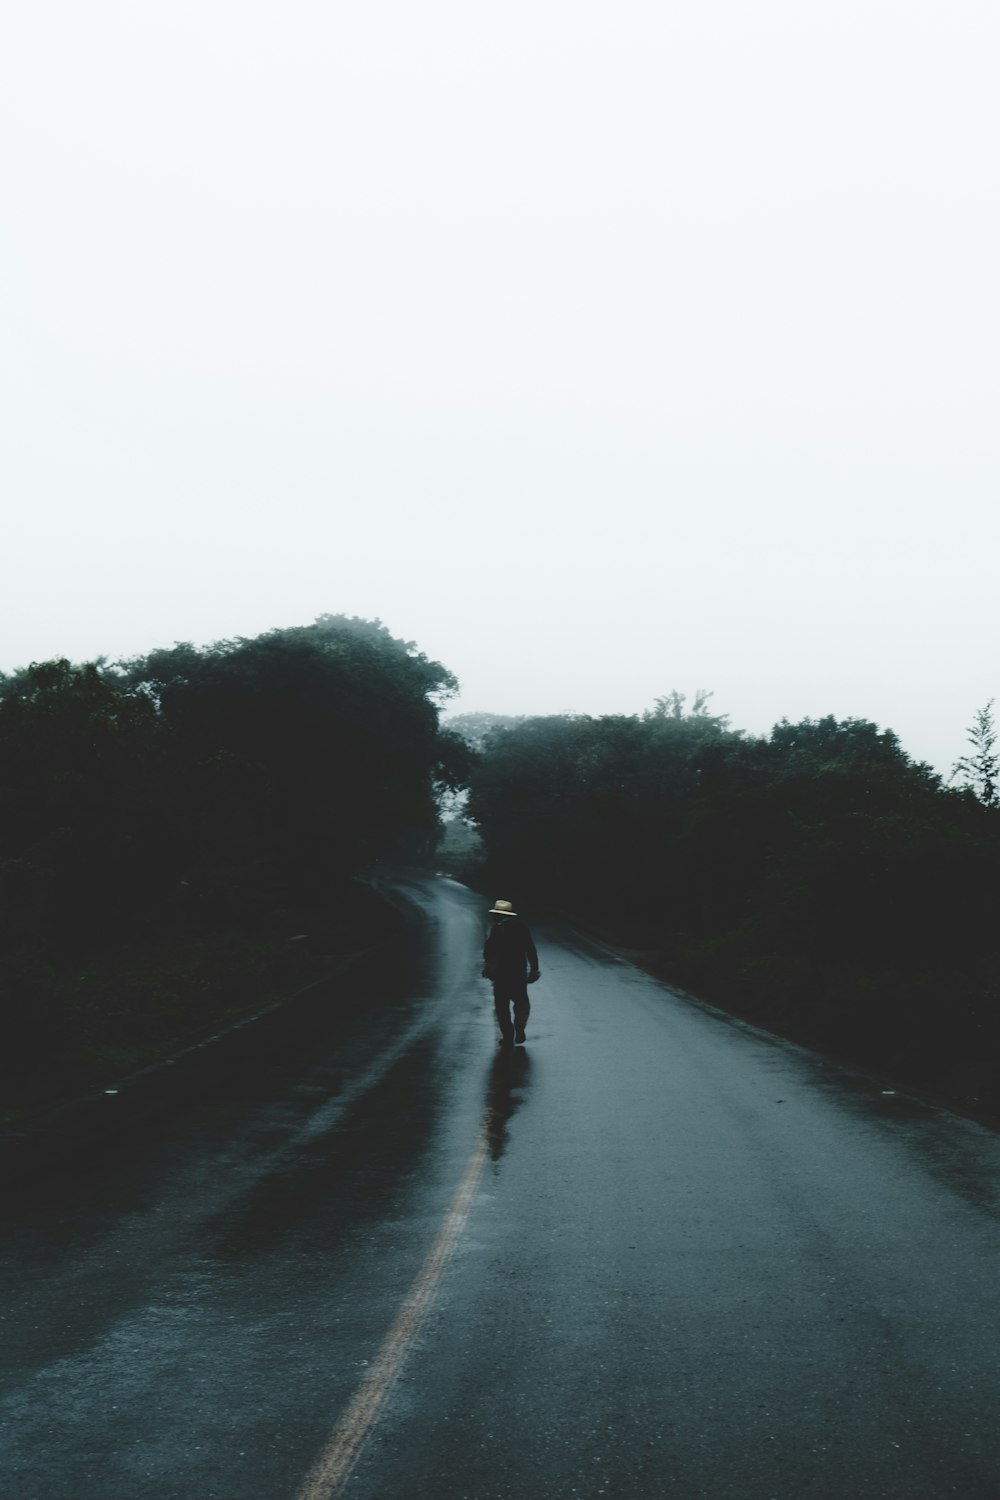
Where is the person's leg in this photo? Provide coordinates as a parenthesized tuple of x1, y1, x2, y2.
(512, 982, 531, 1043)
(493, 981, 515, 1043)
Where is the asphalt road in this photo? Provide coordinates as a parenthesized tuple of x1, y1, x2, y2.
(2, 875, 999, 1500)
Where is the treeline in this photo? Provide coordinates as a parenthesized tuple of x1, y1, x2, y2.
(463, 697, 1000, 1114)
(0, 615, 468, 1110)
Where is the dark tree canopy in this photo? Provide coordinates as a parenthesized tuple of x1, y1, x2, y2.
(0, 615, 460, 953)
(466, 697, 1000, 1112)
(5, 631, 1000, 1120)
(951, 700, 999, 807)
(443, 712, 526, 752)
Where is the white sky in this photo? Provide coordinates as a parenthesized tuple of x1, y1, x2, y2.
(2, 0, 998, 774)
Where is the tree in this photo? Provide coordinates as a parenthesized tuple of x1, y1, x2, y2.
(650, 689, 722, 722)
(118, 614, 460, 895)
(0, 616, 464, 951)
(443, 712, 525, 752)
(0, 659, 162, 944)
(951, 700, 999, 807)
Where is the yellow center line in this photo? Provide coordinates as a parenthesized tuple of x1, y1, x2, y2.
(295, 1126, 491, 1500)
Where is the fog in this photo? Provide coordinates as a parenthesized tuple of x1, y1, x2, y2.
(3, 1, 997, 773)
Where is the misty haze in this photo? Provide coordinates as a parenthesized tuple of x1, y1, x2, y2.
(2, 3, 999, 1498)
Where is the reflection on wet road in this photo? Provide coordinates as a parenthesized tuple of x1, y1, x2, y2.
(297, 1021, 533, 1499)
(2, 875, 1000, 1500)
(483, 1047, 532, 1163)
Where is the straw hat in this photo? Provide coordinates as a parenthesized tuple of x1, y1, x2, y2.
(488, 899, 517, 917)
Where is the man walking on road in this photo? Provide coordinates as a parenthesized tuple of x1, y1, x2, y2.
(483, 899, 540, 1046)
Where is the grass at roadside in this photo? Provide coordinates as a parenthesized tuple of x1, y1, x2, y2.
(599, 931, 1000, 1127)
(0, 880, 403, 1126)
(0, 934, 321, 1125)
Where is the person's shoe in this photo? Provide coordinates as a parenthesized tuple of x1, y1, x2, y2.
(499, 1034, 515, 1047)
(514, 1027, 526, 1044)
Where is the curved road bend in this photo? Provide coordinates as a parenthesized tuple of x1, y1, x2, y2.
(1, 875, 999, 1500)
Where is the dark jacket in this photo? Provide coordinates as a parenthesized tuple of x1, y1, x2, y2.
(483, 916, 539, 979)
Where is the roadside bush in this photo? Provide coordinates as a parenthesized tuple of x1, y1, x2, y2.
(465, 707, 1000, 1114)
(0, 615, 460, 1115)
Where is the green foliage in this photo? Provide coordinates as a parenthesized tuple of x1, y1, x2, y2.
(114, 614, 457, 902)
(468, 698, 1000, 1111)
(466, 700, 736, 933)
(0, 615, 460, 1109)
(435, 815, 485, 883)
(951, 700, 999, 806)
(443, 711, 526, 751)
(0, 659, 162, 944)
(0, 617, 456, 947)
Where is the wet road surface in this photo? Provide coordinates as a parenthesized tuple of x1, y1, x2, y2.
(2, 875, 1000, 1499)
